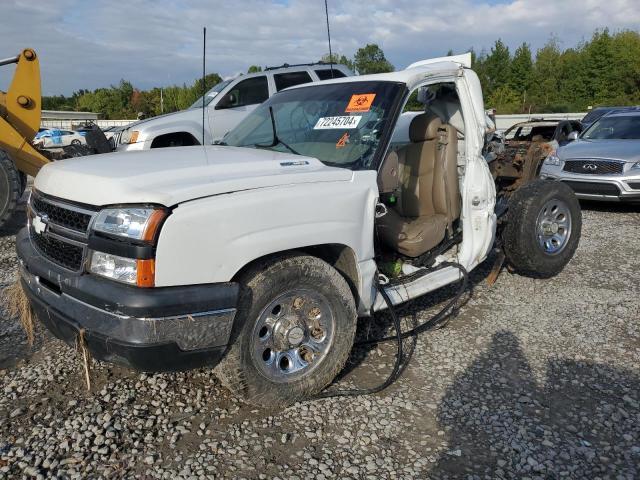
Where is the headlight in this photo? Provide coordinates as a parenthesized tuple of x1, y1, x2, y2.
(90, 251, 137, 285)
(631, 162, 640, 170)
(89, 252, 155, 287)
(120, 129, 140, 144)
(544, 153, 562, 166)
(93, 208, 166, 241)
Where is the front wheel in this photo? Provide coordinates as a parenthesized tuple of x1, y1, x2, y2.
(502, 179, 581, 278)
(215, 254, 357, 407)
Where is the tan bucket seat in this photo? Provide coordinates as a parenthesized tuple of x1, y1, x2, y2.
(378, 113, 460, 257)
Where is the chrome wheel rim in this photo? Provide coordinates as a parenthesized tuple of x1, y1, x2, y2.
(251, 289, 335, 383)
(536, 198, 572, 255)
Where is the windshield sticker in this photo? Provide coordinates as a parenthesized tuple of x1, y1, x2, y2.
(314, 115, 362, 129)
(336, 132, 350, 148)
(346, 93, 376, 112)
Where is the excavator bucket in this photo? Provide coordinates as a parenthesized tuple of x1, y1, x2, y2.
(0, 49, 50, 177)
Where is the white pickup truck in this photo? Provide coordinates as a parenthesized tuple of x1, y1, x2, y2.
(18, 54, 581, 406)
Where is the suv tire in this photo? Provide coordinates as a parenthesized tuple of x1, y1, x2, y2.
(215, 253, 357, 407)
(503, 179, 581, 278)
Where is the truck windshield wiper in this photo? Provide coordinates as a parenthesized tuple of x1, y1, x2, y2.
(254, 106, 300, 156)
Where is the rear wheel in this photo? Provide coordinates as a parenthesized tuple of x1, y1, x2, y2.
(0, 151, 22, 229)
(502, 179, 581, 278)
(215, 254, 357, 407)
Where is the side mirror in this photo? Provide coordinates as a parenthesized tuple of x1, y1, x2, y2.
(215, 92, 237, 110)
(378, 151, 400, 194)
(567, 131, 579, 141)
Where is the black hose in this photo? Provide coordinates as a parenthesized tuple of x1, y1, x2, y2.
(358, 262, 468, 346)
(314, 262, 468, 399)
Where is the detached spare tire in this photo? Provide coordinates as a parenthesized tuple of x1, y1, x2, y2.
(0, 150, 22, 230)
(502, 179, 581, 278)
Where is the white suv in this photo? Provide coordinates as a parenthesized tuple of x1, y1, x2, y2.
(116, 63, 352, 151)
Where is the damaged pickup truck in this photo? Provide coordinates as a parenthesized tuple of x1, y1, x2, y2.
(17, 54, 581, 406)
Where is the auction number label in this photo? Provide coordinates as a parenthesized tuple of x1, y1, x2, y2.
(314, 115, 362, 129)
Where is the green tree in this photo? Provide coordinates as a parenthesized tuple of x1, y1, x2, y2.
(247, 65, 262, 73)
(483, 39, 511, 96)
(320, 53, 354, 71)
(353, 44, 394, 74)
(487, 85, 521, 113)
(509, 43, 533, 93)
(530, 37, 562, 111)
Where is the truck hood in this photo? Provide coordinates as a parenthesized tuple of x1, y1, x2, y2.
(557, 139, 640, 163)
(123, 109, 190, 130)
(34, 146, 354, 207)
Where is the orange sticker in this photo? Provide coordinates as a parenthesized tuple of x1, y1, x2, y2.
(346, 93, 376, 112)
(336, 132, 350, 148)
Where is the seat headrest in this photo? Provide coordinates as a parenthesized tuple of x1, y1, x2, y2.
(409, 113, 442, 142)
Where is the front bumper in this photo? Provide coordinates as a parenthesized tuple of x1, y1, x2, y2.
(16, 228, 239, 372)
(540, 167, 640, 202)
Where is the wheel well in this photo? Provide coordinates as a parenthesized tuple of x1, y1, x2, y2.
(231, 244, 361, 304)
(150, 132, 200, 148)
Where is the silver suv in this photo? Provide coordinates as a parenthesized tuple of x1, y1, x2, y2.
(116, 63, 352, 152)
(540, 111, 640, 202)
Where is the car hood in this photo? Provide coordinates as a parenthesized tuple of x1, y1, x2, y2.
(558, 139, 640, 163)
(34, 146, 353, 207)
(123, 109, 190, 130)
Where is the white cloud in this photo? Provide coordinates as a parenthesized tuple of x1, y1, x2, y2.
(1, 0, 638, 94)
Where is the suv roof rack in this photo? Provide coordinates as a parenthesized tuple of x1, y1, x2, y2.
(264, 61, 334, 71)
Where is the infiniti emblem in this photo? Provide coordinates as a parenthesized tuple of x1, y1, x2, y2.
(582, 163, 598, 171)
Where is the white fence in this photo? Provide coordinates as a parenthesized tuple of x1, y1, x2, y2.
(495, 113, 585, 131)
(41, 118, 135, 130)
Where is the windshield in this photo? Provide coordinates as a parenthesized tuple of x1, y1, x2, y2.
(582, 115, 640, 140)
(190, 79, 233, 108)
(223, 81, 403, 170)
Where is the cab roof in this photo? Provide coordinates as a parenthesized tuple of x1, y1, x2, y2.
(290, 53, 472, 91)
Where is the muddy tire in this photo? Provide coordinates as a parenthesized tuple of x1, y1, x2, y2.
(503, 179, 581, 278)
(0, 151, 22, 229)
(215, 254, 357, 407)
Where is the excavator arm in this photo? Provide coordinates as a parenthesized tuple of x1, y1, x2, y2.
(0, 49, 50, 177)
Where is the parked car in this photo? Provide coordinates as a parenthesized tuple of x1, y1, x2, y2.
(581, 106, 640, 129)
(33, 129, 86, 149)
(504, 119, 583, 147)
(116, 62, 353, 152)
(540, 111, 640, 201)
(18, 53, 581, 407)
(487, 119, 584, 185)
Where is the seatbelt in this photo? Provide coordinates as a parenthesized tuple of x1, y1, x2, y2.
(437, 128, 453, 237)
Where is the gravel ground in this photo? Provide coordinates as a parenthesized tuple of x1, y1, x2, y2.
(0, 195, 639, 479)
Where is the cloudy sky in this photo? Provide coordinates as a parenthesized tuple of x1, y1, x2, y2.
(1, 0, 639, 95)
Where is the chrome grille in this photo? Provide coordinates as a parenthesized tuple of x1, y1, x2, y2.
(28, 191, 96, 271)
(563, 160, 624, 175)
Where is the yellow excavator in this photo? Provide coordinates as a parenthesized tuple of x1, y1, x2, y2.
(0, 49, 110, 228)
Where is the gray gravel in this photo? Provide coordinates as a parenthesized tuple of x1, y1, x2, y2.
(0, 197, 639, 479)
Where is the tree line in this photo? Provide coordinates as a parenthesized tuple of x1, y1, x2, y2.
(43, 29, 640, 119)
